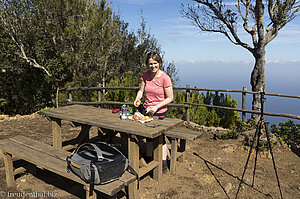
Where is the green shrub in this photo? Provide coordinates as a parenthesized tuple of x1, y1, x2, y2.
(271, 120, 300, 145)
(0, 98, 8, 114)
(216, 131, 240, 139)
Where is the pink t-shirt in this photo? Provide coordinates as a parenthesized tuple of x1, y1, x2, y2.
(142, 71, 172, 113)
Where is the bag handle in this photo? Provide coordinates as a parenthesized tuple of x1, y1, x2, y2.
(95, 142, 125, 157)
(95, 142, 128, 168)
(74, 143, 104, 161)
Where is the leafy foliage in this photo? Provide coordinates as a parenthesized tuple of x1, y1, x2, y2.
(216, 131, 240, 140)
(101, 71, 141, 102)
(0, 0, 178, 115)
(271, 120, 300, 145)
(233, 118, 257, 132)
(0, 65, 52, 115)
(167, 90, 240, 129)
(0, 98, 7, 114)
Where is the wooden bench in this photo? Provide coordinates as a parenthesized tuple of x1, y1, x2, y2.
(164, 126, 203, 173)
(0, 135, 136, 199)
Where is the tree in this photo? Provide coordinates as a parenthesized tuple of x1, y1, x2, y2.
(0, 0, 177, 115)
(181, 0, 300, 121)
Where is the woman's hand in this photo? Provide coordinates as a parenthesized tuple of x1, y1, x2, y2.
(134, 99, 141, 107)
(146, 106, 159, 115)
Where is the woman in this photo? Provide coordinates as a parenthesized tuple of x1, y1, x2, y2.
(134, 51, 173, 173)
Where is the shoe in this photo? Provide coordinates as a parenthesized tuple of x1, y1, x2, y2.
(162, 161, 168, 174)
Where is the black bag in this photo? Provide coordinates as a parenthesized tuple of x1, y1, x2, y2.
(66, 142, 136, 195)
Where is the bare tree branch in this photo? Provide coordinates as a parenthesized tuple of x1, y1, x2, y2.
(265, 0, 300, 45)
(182, 1, 254, 52)
(182, 0, 300, 121)
(0, 4, 52, 76)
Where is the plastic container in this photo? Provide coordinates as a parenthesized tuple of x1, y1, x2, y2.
(121, 105, 127, 120)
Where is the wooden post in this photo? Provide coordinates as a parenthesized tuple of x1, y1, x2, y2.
(153, 135, 163, 181)
(84, 185, 97, 199)
(178, 139, 186, 162)
(2, 152, 14, 187)
(98, 83, 102, 108)
(68, 85, 73, 104)
(186, 84, 190, 122)
(170, 138, 177, 173)
(75, 124, 91, 148)
(51, 118, 62, 149)
(242, 86, 247, 122)
(128, 135, 139, 199)
(56, 87, 59, 108)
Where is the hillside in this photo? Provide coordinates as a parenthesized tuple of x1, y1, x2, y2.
(0, 115, 299, 199)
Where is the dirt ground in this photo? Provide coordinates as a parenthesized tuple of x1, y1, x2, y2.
(0, 114, 299, 199)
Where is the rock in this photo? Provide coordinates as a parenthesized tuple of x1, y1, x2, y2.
(223, 146, 235, 153)
(224, 182, 233, 193)
(0, 115, 9, 120)
(221, 143, 235, 148)
(213, 192, 222, 198)
(183, 122, 231, 135)
(21, 178, 26, 183)
(201, 174, 214, 184)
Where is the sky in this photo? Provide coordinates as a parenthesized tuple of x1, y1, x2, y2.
(108, 0, 300, 124)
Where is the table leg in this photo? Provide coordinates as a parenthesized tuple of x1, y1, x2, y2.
(153, 134, 163, 181)
(78, 124, 91, 144)
(2, 152, 14, 187)
(178, 139, 186, 162)
(170, 138, 178, 173)
(83, 185, 97, 199)
(128, 135, 139, 199)
(51, 118, 62, 149)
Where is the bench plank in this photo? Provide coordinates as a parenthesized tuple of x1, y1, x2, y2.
(9, 135, 70, 160)
(163, 127, 203, 173)
(164, 127, 203, 141)
(0, 136, 135, 196)
(9, 136, 136, 186)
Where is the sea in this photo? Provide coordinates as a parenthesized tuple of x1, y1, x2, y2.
(174, 60, 300, 125)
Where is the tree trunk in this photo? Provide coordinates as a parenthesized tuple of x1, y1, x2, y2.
(250, 50, 266, 122)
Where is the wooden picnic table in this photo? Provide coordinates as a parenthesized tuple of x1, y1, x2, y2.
(38, 104, 183, 198)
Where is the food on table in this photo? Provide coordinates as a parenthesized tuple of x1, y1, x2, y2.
(133, 115, 140, 120)
(132, 111, 152, 122)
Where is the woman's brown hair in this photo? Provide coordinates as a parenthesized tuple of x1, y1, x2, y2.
(146, 51, 162, 66)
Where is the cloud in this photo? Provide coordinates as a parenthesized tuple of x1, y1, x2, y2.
(167, 31, 181, 36)
(266, 59, 300, 64)
(116, 0, 164, 5)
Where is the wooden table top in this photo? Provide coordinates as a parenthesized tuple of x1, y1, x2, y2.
(39, 105, 183, 138)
